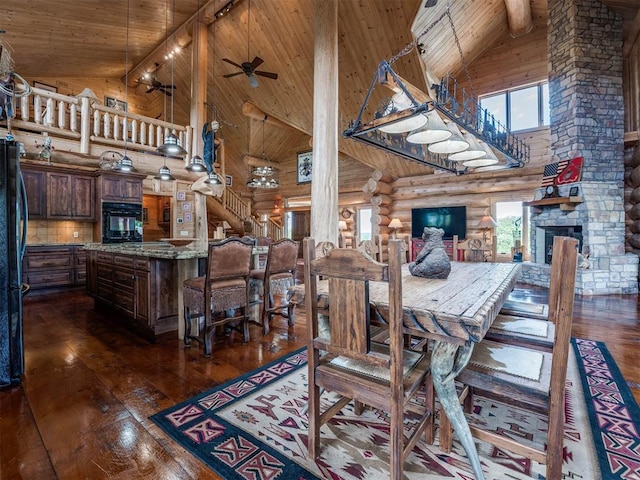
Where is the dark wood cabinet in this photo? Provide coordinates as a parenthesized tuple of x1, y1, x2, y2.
(21, 168, 46, 219)
(100, 174, 143, 203)
(23, 245, 87, 292)
(87, 252, 178, 337)
(46, 172, 96, 220)
(21, 165, 96, 221)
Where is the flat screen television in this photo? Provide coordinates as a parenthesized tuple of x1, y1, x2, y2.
(411, 206, 467, 239)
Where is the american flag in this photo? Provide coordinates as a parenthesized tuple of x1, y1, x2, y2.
(541, 157, 583, 186)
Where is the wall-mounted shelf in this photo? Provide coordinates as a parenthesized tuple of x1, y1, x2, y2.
(523, 196, 583, 211)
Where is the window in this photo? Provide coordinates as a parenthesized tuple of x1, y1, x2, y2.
(494, 201, 529, 260)
(358, 207, 372, 242)
(480, 82, 549, 132)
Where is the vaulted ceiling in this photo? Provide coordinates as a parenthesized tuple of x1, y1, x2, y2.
(3, 0, 639, 183)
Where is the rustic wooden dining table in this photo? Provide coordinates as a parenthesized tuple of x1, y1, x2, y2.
(287, 260, 522, 480)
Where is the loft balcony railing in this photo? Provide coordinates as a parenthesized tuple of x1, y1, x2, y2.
(6, 87, 192, 159)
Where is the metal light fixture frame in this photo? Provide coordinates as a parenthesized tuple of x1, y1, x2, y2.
(342, 61, 529, 174)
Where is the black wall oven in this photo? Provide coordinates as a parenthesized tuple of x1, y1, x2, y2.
(102, 202, 143, 243)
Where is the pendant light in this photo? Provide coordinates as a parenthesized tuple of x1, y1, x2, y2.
(154, 164, 176, 181)
(114, 0, 137, 173)
(156, 0, 186, 161)
(246, 118, 279, 189)
(463, 139, 499, 168)
(427, 121, 469, 154)
(406, 109, 452, 144)
(448, 131, 487, 162)
(378, 91, 428, 134)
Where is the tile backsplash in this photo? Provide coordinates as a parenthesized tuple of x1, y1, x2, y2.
(27, 220, 95, 245)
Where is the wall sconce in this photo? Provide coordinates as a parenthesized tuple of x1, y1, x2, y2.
(388, 218, 402, 238)
(342, 61, 529, 174)
(477, 215, 498, 242)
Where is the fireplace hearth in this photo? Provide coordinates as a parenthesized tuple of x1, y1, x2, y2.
(535, 226, 582, 265)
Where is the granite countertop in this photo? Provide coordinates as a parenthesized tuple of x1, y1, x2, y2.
(82, 242, 208, 260)
(27, 243, 85, 247)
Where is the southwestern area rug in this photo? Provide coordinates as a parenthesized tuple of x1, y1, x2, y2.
(151, 338, 640, 479)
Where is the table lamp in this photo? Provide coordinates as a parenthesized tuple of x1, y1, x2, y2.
(388, 218, 402, 238)
(477, 215, 498, 242)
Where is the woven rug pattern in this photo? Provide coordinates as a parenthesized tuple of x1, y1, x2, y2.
(150, 340, 640, 479)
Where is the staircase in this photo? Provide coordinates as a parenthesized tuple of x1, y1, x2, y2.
(207, 187, 284, 240)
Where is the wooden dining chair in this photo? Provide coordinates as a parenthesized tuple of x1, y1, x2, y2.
(438, 236, 578, 480)
(182, 236, 254, 357)
(249, 238, 299, 334)
(304, 238, 434, 480)
(484, 235, 568, 352)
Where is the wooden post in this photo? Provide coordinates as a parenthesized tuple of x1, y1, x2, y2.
(311, 0, 339, 245)
(80, 96, 91, 154)
(189, 19, 208, 165)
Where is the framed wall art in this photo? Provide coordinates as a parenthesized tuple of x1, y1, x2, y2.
(225, 175, 233, 187)
(104, 96, 128, 112)
(297, 151, 313, 184)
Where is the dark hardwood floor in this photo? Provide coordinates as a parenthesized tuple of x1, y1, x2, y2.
(2, 285, 640, 479)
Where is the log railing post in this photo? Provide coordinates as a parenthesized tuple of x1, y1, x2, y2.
(80, 96, 91, 154)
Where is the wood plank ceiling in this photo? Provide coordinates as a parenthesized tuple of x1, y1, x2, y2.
(3, 0, 639, 184)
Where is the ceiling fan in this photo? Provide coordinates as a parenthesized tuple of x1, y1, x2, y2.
(222, 0, 278, 88)
(138, 63, 176, 97)
(222, 57, 278, 88)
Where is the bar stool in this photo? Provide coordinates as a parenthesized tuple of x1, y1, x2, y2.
(249, 238, 299, 334)
(183, 236, 254, 357)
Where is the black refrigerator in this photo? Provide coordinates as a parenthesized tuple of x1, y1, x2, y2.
(0, 139, 29, 388)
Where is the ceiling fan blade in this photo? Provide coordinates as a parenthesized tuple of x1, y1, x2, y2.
(159, 84, 176, 89)
(223, 72, 245, 78)
(145, 86, 157, 93)
(255, 70, 278, 80)
(250, 56, 264, 69)
(222, 58, 243, 69)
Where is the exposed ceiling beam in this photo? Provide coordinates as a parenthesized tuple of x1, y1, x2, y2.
(124, 0, 244, 87)
(503, 0, 534, 38)
(241, 102, 301, 131)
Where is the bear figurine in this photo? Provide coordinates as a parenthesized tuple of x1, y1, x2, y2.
(408, 227, 451, 279)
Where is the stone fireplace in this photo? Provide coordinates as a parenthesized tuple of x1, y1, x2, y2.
(518, 0, 638, 295)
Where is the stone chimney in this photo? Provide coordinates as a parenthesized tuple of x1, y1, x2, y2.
(520, 0, 638, 295)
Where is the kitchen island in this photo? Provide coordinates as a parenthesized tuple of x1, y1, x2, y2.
(84, 243, 207, 340)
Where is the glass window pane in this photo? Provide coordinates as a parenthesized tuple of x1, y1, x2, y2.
(495, 202, 523, 257)
(358, 208, 372, 241)
(509, 86, 539, 131)
(480, 94, 506, 129)
(541, 83, 550, 126)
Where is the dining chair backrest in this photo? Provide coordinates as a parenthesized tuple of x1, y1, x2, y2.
(306, 238, 398, 359)
(207, 236, 254, 282)
(264, 238, 299, 276)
